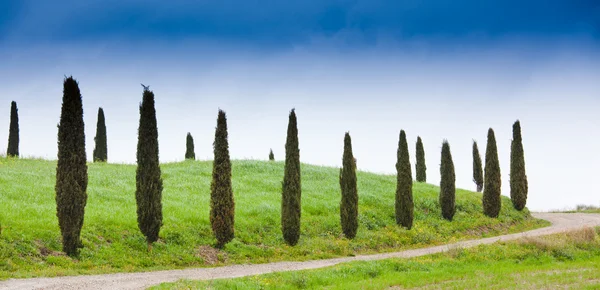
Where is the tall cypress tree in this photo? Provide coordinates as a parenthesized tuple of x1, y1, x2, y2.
(483, 128, 502, 218)
(415, 136, 426, 182)
(269, 148, 275, 161)
(210, 110, 235, 248)
(339, 132, 358, 239)
(282, 109, 301, 246)
(93, 107, 107, 162)
(135, 86, 163, 251)
(185, 132, 195, 160)
(472, 141, 484, 192)
(55, 76, 88, 256)
(7, 101, 19, 157)
(395, 130, 414, 229)
(510, 120, 528, 210)
(439, 140, 456, 221)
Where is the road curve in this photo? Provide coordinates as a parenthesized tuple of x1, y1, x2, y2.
(1, 213, 599, 290)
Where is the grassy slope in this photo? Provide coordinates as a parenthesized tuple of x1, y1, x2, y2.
(0, 157, 546, 279)
(157, 228, 600, 290)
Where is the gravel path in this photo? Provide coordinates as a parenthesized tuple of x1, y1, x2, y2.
(2, 213, 599, 290)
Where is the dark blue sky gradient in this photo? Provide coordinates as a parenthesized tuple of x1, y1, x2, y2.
(1, 0, 599, 47)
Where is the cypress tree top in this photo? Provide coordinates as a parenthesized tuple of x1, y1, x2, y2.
(395, 130, 414, 229)
(415, 136, 426, 182)
(135, 86, 163, 248)
(472, 140, 484, 192)
(55, 76, 88, 256)
(282, 108, 301, 246)
(185, 132, 195, 160)
(210, 110, 235, 248)
(93, 107, 108, 162)
(339, 132, 358, 239)
(439, 140, 456, 221)
(483, 128, 502, 218)
(510, 120, 528, 210)
(7, 101, 19, 157)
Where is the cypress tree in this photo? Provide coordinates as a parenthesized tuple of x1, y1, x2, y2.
(6, 101, 19, 157)
(483, 128, 502, 218)
(415, 136, 426, 182)
(510, 120, 528, 210)
(93, 107, 108, 162)
(395, 130, 414, 229)
(439, 140, 456, 221)
(185, 132, 195, 160)
(281, 109, 301, 246)
(472, 141, 484, 192)
(135, 86, 163, 251)
(339, 132, 358, 239)
(55, 76, 88, 256)
(210, 110, 235, 248)
(269, 148, 275, 161)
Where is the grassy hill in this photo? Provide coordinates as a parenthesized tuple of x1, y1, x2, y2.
(0, 157, 546, 279)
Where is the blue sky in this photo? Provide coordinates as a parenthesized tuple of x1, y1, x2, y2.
(1, 0, 599, 47)
(1, 1, 600, 210)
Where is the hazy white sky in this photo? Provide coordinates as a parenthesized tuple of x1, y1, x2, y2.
(1, 39, 599, 211)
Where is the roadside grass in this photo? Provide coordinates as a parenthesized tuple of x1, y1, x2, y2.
(550, 204, 600, 214)
(0, 157, 547, 279)
(155, 227, 600, 289)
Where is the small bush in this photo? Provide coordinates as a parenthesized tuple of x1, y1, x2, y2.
(185, 132, 195, 160)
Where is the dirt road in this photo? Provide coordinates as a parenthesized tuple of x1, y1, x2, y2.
(2, 213, 599, 290)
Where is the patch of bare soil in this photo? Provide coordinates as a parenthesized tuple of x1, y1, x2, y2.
(196, 245, 226, 265)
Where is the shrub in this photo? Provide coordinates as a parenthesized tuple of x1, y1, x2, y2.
(269, 148, 275, 161)
(395, 130, 413, 229)
(7, 101, 19, 157)
(135, 85, 163, 250)
(282, 109, 301, 245)
(439, 140, 456, 220)
(185, 132, 195, 160)
(55, 76, 88, 256)
(472, 141, 483, 192)
(483, 128, 501, 218)
(510, 120, 528, 210)
(415, 136, 426, 182)
(339, 132, 358, 239)
(93, 107, 108, 162)
(210, 110, 235, 248)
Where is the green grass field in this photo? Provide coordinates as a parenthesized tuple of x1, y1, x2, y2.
(0, 157, 546, 279)
(156, 227, 600, 289)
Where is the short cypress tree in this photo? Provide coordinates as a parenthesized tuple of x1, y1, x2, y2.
(269, 148, 275, 161)
(472, 141, 484, 192)
(281, 109, 301, 246)
(483, 128, 502, 218)
(439, 140, 456, 221)
(210, 110, 235, 248)
(185, 132, 195, 160)
(93, 107, 108, 162)
(510, 120, 528, 211)
(415, 136, 426, 182)
(7, 101, 19, 157)
(135, 86, 163, 251)
(339, 132, 358, 239)
(395, 130, 414, 229)
(55, 76, 88, 256)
